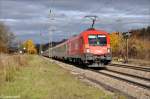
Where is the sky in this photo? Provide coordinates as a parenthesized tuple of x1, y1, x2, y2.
(0, 0, 150, 43)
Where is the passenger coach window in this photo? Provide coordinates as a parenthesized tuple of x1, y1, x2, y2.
(88, 35, 107, 46)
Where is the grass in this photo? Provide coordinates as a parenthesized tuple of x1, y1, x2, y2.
(0, 54, 125, 99)
(0, 54, 28, 83)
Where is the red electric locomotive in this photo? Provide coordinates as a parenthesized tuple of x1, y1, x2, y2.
(50, 28, 111, 67)
(44, 16, 112, 67)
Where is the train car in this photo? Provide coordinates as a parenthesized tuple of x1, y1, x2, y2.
(45, 28, 111, 67)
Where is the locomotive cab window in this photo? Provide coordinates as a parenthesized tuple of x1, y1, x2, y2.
(88, 35, 107, 46)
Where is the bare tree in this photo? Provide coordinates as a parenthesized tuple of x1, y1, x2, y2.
(0, 22, 15, 53)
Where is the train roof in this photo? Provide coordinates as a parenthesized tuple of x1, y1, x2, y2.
(80, 28, 109, 35)
(52, 28, 109, 49)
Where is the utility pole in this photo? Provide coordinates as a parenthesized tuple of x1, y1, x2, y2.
(18, 39, 20, 54)
(48, 9, 51, 58)
(48, 9, 55, 58)
(17, 39, 22, 54)
(39, 32, 43, 55)
(84, 15, 98, 28)
(122, 32, 131, 63)
(51, 29, 55, 57)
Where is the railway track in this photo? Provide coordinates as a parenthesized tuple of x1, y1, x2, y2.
(89, 66, 150, 99)
(93, 70, 150, 89)
(106, 63, 150, 81)
(110, 63, 150, 72)
(106, 69, 150, 81)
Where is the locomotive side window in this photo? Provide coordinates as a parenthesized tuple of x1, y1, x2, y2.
(88, 35, 107, 46)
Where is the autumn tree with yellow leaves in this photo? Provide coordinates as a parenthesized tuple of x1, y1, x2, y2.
(110, 32, 126, 59)
(22, 39, 37, 54)
(110, 27, 150, 60)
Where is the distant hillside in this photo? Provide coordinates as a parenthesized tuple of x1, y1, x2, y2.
(130, 26, 150, 40)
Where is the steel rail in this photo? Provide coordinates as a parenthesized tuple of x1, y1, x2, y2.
(109, 63, 150, 72)
(93, 70, 150, 90)
(106, 69, 150, 81)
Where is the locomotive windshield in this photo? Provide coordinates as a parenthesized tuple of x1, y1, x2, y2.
(88, 35, 107, 46)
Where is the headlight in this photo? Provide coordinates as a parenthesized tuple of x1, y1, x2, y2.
(86, 49, 90, 53)
(107, 48, 111, 53)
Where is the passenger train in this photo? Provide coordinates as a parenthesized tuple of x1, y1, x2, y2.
(43, 28, 112, 67)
